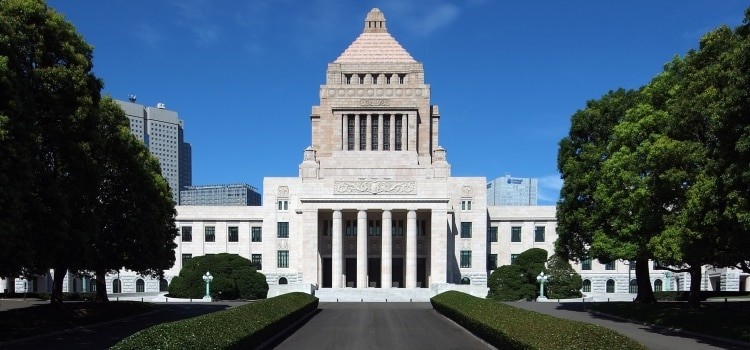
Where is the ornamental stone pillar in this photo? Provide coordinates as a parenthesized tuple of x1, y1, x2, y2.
(357, 210, 368, 288)
(406, 210, 417, 288)
(332, 210, 343, 288)
(381, 210, 392, 288)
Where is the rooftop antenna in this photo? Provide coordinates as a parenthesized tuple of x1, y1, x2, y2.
(128, 94, 136, 102)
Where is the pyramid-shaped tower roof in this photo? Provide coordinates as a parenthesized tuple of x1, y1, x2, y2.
(334, 8, 417, 64)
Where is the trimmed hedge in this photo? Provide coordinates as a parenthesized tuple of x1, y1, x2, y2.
(112, 292, 318, 349)
(431, 291, 646, 350)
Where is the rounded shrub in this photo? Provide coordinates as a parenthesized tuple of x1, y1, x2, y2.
(168, 253, 268, 300)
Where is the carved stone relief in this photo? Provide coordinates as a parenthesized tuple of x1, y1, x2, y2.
(334, 181, 416, 195)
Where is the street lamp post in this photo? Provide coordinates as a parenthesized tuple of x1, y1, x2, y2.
(202, 272, 213, 301)
(536, 271, 549, 301)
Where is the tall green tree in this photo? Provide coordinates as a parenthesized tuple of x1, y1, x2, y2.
(545, 255, 582, 299)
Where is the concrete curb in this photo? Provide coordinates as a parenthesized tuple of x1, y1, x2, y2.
(585, 308, 750, 349)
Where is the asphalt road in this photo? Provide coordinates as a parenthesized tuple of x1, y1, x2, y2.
(273, 302, 491, 350)
(507, 302, 747, 350)
(0, 302, 241, 350)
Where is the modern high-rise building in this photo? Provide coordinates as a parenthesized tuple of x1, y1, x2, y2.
(116, 98, 192, 204)
(486, 175, 538, 206)
(180, 184, 261, 206)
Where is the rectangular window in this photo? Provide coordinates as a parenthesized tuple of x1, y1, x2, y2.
(359, 115, 367, 151)
(398, 74, 406, 84)
(488, 227, 498, 242)
(605, 261, 616, 270)
(417, 219, 427, 236)
(534, 226, 545, 242)
(629, 260, 636, 270)
(511, 226, 522, 242)
(251, 254, 262, 270)
(358, 74, 365, 84)
(460, 251, 472, 268)
(460, 222, 472, 238)
(367, 220, 381, 236)
(322, 220, 331, 236)
(182, 254, 192, 266)
(392, 220, 404, 236)
(204, 226, 215, 242)
(371, 74, 378, 84)
(394, 115, 403, 151)
(385, 74, 392, 84)
(344, 74, 351, 84)
(277, 222, 289, 238)
(488, 254, 498, 270)
(383, 116, 390, 151)
(278, 200, 288, 211)
(461, 200, 472, 211)
(278, 250, 289, 268)
(347, 115, 355, 151)
(582, 257, 592, 270)
(511, 254, 519, 264)
(228, 226, 239, 242)
(181, 226, 192, 242)
(251, 227, 262, 242)
(371, 115, 378, 150)
(346, 220, 357, 236)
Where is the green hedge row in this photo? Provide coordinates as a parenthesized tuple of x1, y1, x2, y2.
(654, 291, 750, 301)
(1, 292, 96, 301)
(112, 292, 318, 350)
(431, 291, 646, 350)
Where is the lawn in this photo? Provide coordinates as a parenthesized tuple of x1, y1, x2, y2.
(588, 301, 750, 343)
(0, 300, 161, 342)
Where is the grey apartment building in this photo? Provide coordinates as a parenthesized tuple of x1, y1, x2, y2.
(487, 175, 538, 206)
(116, 98, 192, 204)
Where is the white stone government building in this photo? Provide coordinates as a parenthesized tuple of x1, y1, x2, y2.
(3, 9, 747, 300)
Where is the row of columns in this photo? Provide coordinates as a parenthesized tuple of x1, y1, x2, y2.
(342, 114, 406, 151)
(331, 209, 418, 288)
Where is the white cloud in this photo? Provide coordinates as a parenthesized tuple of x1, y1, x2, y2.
(379, 1, 461, 36)
(408, 4, 461, 36)
(134, 24, 165, 47)
(537, 174, 563, 205)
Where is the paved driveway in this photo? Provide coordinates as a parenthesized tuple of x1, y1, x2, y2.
(274, 302, 491, 350)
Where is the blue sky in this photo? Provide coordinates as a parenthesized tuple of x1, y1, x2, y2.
(48, 1, 748, 205)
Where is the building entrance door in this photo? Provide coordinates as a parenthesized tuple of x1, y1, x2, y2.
(345, 258, 356, 287)
(322, 258, 332, 288)
(417, 258, 426, 288)
(392, 258, 404, 288)
(368, 258, 380, 287)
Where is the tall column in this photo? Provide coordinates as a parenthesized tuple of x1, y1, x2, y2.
(406, 210, 417, 288)
(342, 115, 347, 151)
(430, 209, 448, 285)
(332, 210, 343, 288)
(378, 114, 384, 151)
(389, 114, 395, 151)
(365, 114, 371, 151)
(401, 114, 408, 151)
(354, 114, 360, 151)
(381, 210, 392, 288)
(357, 210, 368, 288)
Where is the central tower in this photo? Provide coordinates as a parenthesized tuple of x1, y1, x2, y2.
(304, 8, 447, 180)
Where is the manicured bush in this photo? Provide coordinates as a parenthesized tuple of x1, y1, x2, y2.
(545, 255, 583, 299)
(488, 248, 548, 301)
(168, 253, 268, 300)
(112, 292, 318, 350)
(432, 291, 646, 350)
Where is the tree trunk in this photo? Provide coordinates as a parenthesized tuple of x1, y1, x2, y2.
(51, 264, 67, 304)
(688, 265, 702, 307)
(94, 269, 109, 303)
(634, 258, 657, 303)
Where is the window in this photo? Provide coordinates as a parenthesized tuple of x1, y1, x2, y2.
(461, 200, 472, 211)
(511, 226, 521, 242)
(605, 261, 616, 270)
(488, 254, 498, 270)
(629, 279, 638, 293)
(385, 74, 392, 84)
(392, 220, 404, 236)
(159, 278, 169, 292)
(371, 115, 378, 150)
(394, 115, 403, 151)
(511, 254, 519, 264)
(398, 74, 406, 84)
(346, 220, 357, 236)
(358, 74, 365, 84)
(112, 279, 121, 294)
(368, 220, 381, 236)
(371, 74, 378, 84)
(344, 74, 352, 84)
(136, 279, 145, 293)
(278, 200, 288, 211)
(277, 222, 289, 238)
(582, 257, 592, 270)
(346, 115, 356, 151)
(460, 222, 472, 238)
(534, 226, 545, 242)
(251, 227, 262, 242)
(461, 277, 470, 285)
(382, 116, 390, 150)
(606, 279, 615, 293)
(654, 279, 663, 292)
(629, 260, 636, 270)
(182, 254, 192, 266)
(488, 227, 498, 242)
(460, 251, 472, 268)
(417, 219, 427, 236)
(181, 226, 192, 242)
(359, 116, 367, 150)
(205, 226, 215, 242)
(279, 277, 288, 285)
(251, 254, 262, 270)
(582, 279, 591, 293)
(228, 226, 239, 242)
(278, 250, 289, 268)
